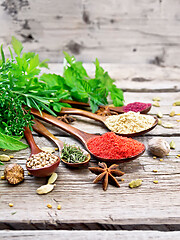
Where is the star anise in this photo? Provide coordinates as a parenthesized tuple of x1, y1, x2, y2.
(89, 162, 125, 191)
(57, 114, 76, 124)
(95, 106, 118, 116)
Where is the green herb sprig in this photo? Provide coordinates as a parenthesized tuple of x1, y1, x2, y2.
(61, 144, 87, 163)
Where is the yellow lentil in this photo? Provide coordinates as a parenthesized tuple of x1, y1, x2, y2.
(153, 170, 158, 173)
(176, 156, 179, 159)
(2, 149, 7, 151)
(9, 203, 14, 207)
(121, 178, 125, 182)
(159, 159, 163, 161)
(57, 205, 61, 210)
(55, 148, 58, 151)
(153, 156, 157, 159)
(153, 180, 158, 184)
(9, 155, 14, 159)
(47, 204, 52, 208)
(1, 175, 5, 180)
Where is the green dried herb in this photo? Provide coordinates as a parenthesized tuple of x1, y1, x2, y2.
(61, 144, 87, 163)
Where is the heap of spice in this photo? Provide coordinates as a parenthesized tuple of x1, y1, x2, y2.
(87, 132, 145, 159)
(26, 152, 59, 169)
(61, 144, 88, 163)
(123, 102, 151, 113)
(105, 111, 155, 134)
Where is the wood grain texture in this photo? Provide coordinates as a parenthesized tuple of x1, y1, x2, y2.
(1, 1, 180, 65)
(1, 230, 180, 240)
(0, 63, 180, 230)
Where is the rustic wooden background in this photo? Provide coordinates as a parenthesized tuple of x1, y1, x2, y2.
(1, 0, 180, 65)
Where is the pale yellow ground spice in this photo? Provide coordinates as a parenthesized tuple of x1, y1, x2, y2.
(105, 111, 155, 134)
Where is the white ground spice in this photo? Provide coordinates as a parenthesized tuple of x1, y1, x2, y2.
(26, 152, 59, 169)
(105, 111, 155, 134)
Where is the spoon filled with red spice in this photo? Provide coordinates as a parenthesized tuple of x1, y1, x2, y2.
(24, 126, 60, 177)
(30, 108, 145, 164)
(58, 107, 158, 137)
(60, 100, 152, 114)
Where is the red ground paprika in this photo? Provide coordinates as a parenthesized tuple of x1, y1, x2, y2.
(87, 132, 145, 159)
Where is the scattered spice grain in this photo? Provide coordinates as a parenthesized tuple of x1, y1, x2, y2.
(153, 180, 158, 184)
(87, 132, 145, 159)
(47, 204, 52, 208)
(1, 175, 5, 180)
(9, 203, 14, 207)
(57, 205, 61, 210)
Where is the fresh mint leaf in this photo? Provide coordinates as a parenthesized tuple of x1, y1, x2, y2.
(11, 36, 23, 57)
(0, 131, 28, 151)
(1, 45, 5, 63)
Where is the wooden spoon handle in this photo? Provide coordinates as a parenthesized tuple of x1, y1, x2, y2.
(30, 108, 95, 145)
(60, 108, 105, 122)
(24, 126, 41, 155)
(32, 119, 64, 150)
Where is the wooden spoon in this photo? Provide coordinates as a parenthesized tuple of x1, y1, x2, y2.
(30, 108, 146, 164)
(60, 99, 152, 114)
(24, 126, 60, 177)
(32, 119, 91, 168)
(59, 107, 158, 137)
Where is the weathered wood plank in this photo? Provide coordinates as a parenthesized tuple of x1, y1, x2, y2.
(1, 1, 180, 65)
(0, 63, 179, 230)
(1, 230, 180, 240)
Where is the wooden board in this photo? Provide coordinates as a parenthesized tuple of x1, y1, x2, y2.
(0, 63, 180, 231)
(1, 1, 180, 66)
(1, 230, 180, 240)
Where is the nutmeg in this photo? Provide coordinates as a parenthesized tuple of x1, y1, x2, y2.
(148, 137, 170, 157)
(4, 163, 24, 185)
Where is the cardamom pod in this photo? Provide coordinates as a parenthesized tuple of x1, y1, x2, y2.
(153, 101, 160, 107)
(48, 172, 58, 184)
(170, 140, 176, 149)
(153, 97, 161, 101)
(162, 123, 174, 128)
(169, 110, 175, 117)
(0, 154, 11, 162)
(173, 101, 180, 106)
(157, 112, 163, 118)
(129, 179, 142, 188)
(36, 184, 55, 195)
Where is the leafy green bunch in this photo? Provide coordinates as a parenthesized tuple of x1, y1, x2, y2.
(0, 37, 66, 116)
(41, 52, 124, 112)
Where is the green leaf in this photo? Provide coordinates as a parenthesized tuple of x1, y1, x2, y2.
(11, 36, 23, 57)
(0, 131, 28, 151)
(1, 44, 5, 63)
(39, 59, 49, 69)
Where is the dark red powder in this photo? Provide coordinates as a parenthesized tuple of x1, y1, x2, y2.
(123, 102, 151, 112)
(87, 132, 145, 159)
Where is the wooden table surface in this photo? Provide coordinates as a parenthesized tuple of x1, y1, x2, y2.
(0, 64, 180, 238)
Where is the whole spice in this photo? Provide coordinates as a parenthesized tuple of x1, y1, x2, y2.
(89, 162, 124, 191)
(169, 110, 175, 117)
(123, 102, 151, 113)
(170, 140, 176, 149)
(61, 144, 87, 163)
(4, 163, 24, 185)
(153, 97, 161, 101)
(48, 172, 58, 184)
(26, 152, 59, 169)
(0, 154, 11, 162)
(95, 106, 118, 116)
(129, 179, 142, 188)
(87, 132, 145, 159)
(153, 101, 160, 107)
(157, 112, 163, 118)
(36, 184, 55, 195)
(173, 101, 180, 106)
(148, 137, 170, 157)
(57, 114, 76, 123)
(104, 111, 155, 134)
(57, 204, 61, 210)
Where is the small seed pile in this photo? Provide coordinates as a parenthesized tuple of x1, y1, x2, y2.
(26, 152, 59, 169)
